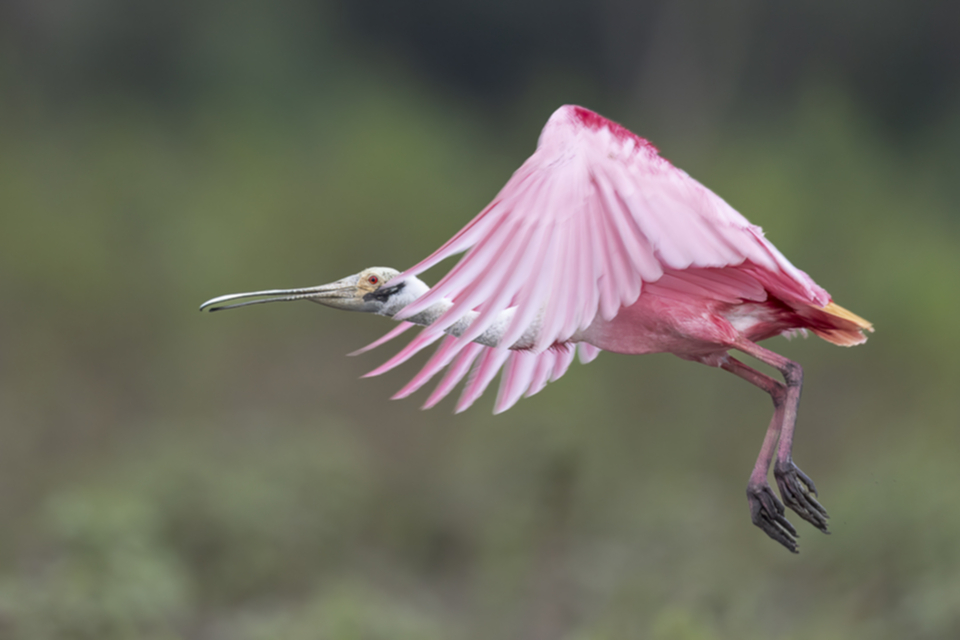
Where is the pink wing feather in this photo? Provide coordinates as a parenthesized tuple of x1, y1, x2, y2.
(361, 105, 828, 411)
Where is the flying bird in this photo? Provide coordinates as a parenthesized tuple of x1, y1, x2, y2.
(201, 105, 872, 553)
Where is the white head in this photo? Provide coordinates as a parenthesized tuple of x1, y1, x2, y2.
(199, 267, 429, 318)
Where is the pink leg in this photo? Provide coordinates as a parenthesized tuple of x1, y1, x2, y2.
(732, 341, 830, 544)
(721, 356, 801, 552)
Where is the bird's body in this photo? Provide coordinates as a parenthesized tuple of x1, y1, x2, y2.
(582, 266, 866, 360)
(201, 105, 872, 552)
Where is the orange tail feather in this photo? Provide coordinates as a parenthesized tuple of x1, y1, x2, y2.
(806, 301, 874, 347)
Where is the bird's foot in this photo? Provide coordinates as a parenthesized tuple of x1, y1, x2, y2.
(747, 482, 799, 553)
(774, 458, 829, 534)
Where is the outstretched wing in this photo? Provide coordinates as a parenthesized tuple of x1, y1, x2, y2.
(361, 105, 827, 412)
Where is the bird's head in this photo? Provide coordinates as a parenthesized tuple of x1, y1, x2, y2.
(199, 267, 428, 317)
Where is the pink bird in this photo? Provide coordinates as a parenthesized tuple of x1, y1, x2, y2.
(201, 105, 873, 552)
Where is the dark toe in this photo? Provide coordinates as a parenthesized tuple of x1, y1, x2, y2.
(775, 460, 830, 533)
(748, 483, 799, 553)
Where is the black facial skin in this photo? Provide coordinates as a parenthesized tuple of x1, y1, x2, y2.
(363, 280, 406, 303)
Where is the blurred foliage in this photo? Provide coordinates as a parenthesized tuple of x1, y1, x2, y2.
(1, 0, 959, 638)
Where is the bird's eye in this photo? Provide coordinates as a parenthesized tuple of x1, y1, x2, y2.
(368, 275, 379, 285)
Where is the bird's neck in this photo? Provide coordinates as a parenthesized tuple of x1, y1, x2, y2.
(408, 301, 522, 348)
(379, 280, 533, 349)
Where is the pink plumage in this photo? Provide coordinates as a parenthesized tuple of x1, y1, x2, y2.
(367, 105, 870, 415)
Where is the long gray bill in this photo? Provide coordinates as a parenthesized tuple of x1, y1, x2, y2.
(200, 288, 332, 312)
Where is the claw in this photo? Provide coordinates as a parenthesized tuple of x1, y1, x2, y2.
(747, 483, 799, 553)
(775, 459, 830, 534)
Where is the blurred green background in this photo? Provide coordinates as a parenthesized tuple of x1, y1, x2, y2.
(1, 1, 959, 638)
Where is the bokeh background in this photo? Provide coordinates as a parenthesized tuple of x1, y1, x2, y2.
(2, 1, 959, 638)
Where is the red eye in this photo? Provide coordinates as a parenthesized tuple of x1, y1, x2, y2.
(368, 275, 379, 285)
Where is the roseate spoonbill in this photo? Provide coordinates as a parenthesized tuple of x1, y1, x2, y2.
(201, 105, 872, 552)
